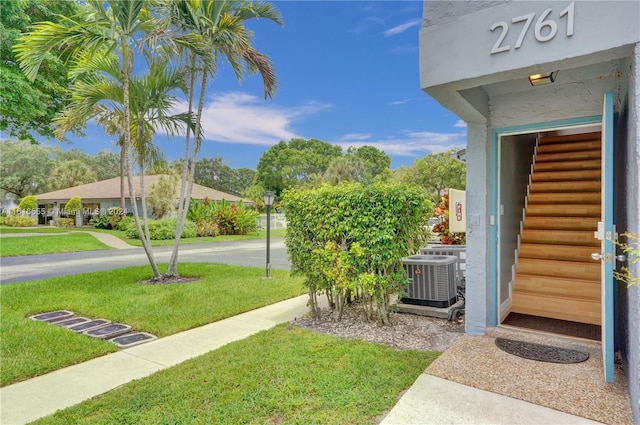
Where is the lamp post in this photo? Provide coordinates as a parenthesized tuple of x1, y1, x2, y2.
(263, 191, 275, 278)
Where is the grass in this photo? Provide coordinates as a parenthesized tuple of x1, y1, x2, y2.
(0, 226, 69, 234)
(31, 324, 439, 425)
(0, 233, 112, 257)
(0, 263, 305, 386)
(72, 226, 287, 246)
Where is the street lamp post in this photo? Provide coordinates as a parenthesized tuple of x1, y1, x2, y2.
(263, 191, 275, 278)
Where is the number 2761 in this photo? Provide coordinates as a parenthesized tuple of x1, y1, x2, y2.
(490, 1, 575, 55)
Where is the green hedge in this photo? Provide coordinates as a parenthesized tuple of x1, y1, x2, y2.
(124, 218, 196, 240)
(283, 183, 432, 324)
(5, 216, 37, 227)
(56, 218, 75, 228)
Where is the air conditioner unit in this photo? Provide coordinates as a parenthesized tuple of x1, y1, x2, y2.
(419, 245, 466, 288)
(401, 255, 457, 308)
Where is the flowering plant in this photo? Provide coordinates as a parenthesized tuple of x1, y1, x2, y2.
(432, 193, 465, 245)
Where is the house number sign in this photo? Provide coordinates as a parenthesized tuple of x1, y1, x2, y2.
(489, 1, 575, 54)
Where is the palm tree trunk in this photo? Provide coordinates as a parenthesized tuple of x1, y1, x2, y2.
(166, 55, 198, 278)
(120, 142, 125, 211)
(121, 47, 160, 279)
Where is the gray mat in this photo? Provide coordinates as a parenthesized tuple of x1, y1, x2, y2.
(495, 338, 589, 364)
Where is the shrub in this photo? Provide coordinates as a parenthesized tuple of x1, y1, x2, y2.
(124, 218, 196, 240)
(187, 199, 258, 236)
(90, 207, 124, 230)
(148, 174, 178, 219)
(117, 215, 136, 232)
(18, 195, 37, 212)
(56, 218, 75, 228)
(89, 215, 110, 229)
(195, 220, 218, 237)
(64, 197, 82, 215)
(283, 183, 432, 324)
(5, 216, 37, 227)
(0, 216, 6, 226)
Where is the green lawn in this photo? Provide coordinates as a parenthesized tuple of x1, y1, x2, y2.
(0, 233, 112, 257)
(0, 226, 69, 234)
(0, 263, 305, 386)
(32, 324, 438, 425)
(75, 227, 288, 246)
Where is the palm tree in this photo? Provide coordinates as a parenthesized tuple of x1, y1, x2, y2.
(164, 0, 282, 278)
(14, 0, 191, 279)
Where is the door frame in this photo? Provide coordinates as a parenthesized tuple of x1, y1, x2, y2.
(489, 115, 604, 327)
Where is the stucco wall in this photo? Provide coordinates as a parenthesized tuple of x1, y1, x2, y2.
(623, 42, 640, 425)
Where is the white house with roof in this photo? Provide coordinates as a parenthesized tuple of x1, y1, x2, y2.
(34, 175, 246, 225)
(419, 1, 639, 420)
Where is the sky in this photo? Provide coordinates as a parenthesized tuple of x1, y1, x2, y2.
(63, 1, 466, 170)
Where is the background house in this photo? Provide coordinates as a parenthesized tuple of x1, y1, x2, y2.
(34, 175, 247, 225)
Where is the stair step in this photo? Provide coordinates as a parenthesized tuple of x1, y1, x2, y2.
(524, 216, 598, 231)
(526, 203, 601, 217)
(535, 159, 601, 172)
(519, 243, 597, 262)
(538, 132, 601, 144)
(536, 149, 601, 162)
(516, 258, 600, 280)
(521, 229, 600, 246)
(530, 180, 600, 192)
(511, 292, 601, 325)
(513, 273, 600, 300)
(537, 140, 601, 154)
(528, 192, 600, 204)
(532, 169, 601, 182)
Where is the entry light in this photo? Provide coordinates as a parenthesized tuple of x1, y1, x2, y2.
(528, 71, 556, 86)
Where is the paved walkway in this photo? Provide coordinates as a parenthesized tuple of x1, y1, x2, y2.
(1, 293, 605, 425)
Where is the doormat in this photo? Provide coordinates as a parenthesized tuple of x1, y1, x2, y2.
(495, 338, 589, 364)
(502, 313, 601, 341)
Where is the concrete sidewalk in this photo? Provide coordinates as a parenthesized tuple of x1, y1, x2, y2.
(1, 295, 604, 425)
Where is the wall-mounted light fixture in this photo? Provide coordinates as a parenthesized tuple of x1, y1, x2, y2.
(528, 71, 557, 86)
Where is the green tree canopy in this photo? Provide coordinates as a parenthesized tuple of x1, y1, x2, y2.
(347, 145, 391, 182)
(194, 157, 256, 196)
(0, 139, 55, 197)
(391, 149, 466, 199)
(50, 160, 98, 190)
(0, 0, 81, 143)
(255, 138, 343, 195)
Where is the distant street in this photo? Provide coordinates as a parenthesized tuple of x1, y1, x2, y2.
(0, 238, 290, 284)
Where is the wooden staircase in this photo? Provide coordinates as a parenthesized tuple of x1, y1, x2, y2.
(511, 132, 602, 326)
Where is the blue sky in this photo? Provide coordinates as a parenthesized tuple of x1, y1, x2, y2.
(65, 1, 466, 170)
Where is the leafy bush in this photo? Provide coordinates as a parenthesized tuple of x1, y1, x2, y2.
(56, 218, 75, 228)
(117, 215, 136, 232)
(64, 197, 82, 215)
(5, 216, 37, 227)
(283, 183, 432, 324)
(90, 207, 124, 230)
(124, 218, 196, 240)
(18, 195, 37, 212)
(195, 220, 218, 237)
(148, 174, 178, 219)
(0, 216, 6, 226)
(187, 199, 258, 236)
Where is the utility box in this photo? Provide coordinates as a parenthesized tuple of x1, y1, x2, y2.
(419, 245, 466, 288)
(401, 255, 457, 308)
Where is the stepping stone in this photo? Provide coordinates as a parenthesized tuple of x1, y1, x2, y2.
(68, 319, 111, 333)
(30, 310, 74, 323)
(109, 332, 157, 349)
(85, 323, 131, 339)
(54, 317, 91, 328)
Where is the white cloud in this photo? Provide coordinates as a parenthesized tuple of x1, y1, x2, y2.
(383, 19, 421, 37)
(171, 92, 331, 146)
(341, 133, 372, 141)
(336, 129, 465, 158)
(348, 16, 385, 34)
(454, 119, 467, 128)
(389, 98, 411, 105)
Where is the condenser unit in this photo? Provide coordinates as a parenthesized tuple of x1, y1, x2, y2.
(401, 255, 457, 308)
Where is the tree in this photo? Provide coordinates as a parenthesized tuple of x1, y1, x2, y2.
(193, 157, 255, 195)
(50, 160, 98, 190)
(324, 155, 365, 185)
(15, 0, 177, 280)
(0, 0, 81, 143)
(348, 145, 391, 182)
(166, 0, 282, 278)
(92, 150, 120, 181)
(255, 138, 343, 195)
(0, 139, 55, 197)
(392, 149, 466, 199)
(148, 174, 178, 219)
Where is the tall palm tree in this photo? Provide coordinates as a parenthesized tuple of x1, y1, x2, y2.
(14, 0, 192, 279)
(164, 0, 282, 277)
